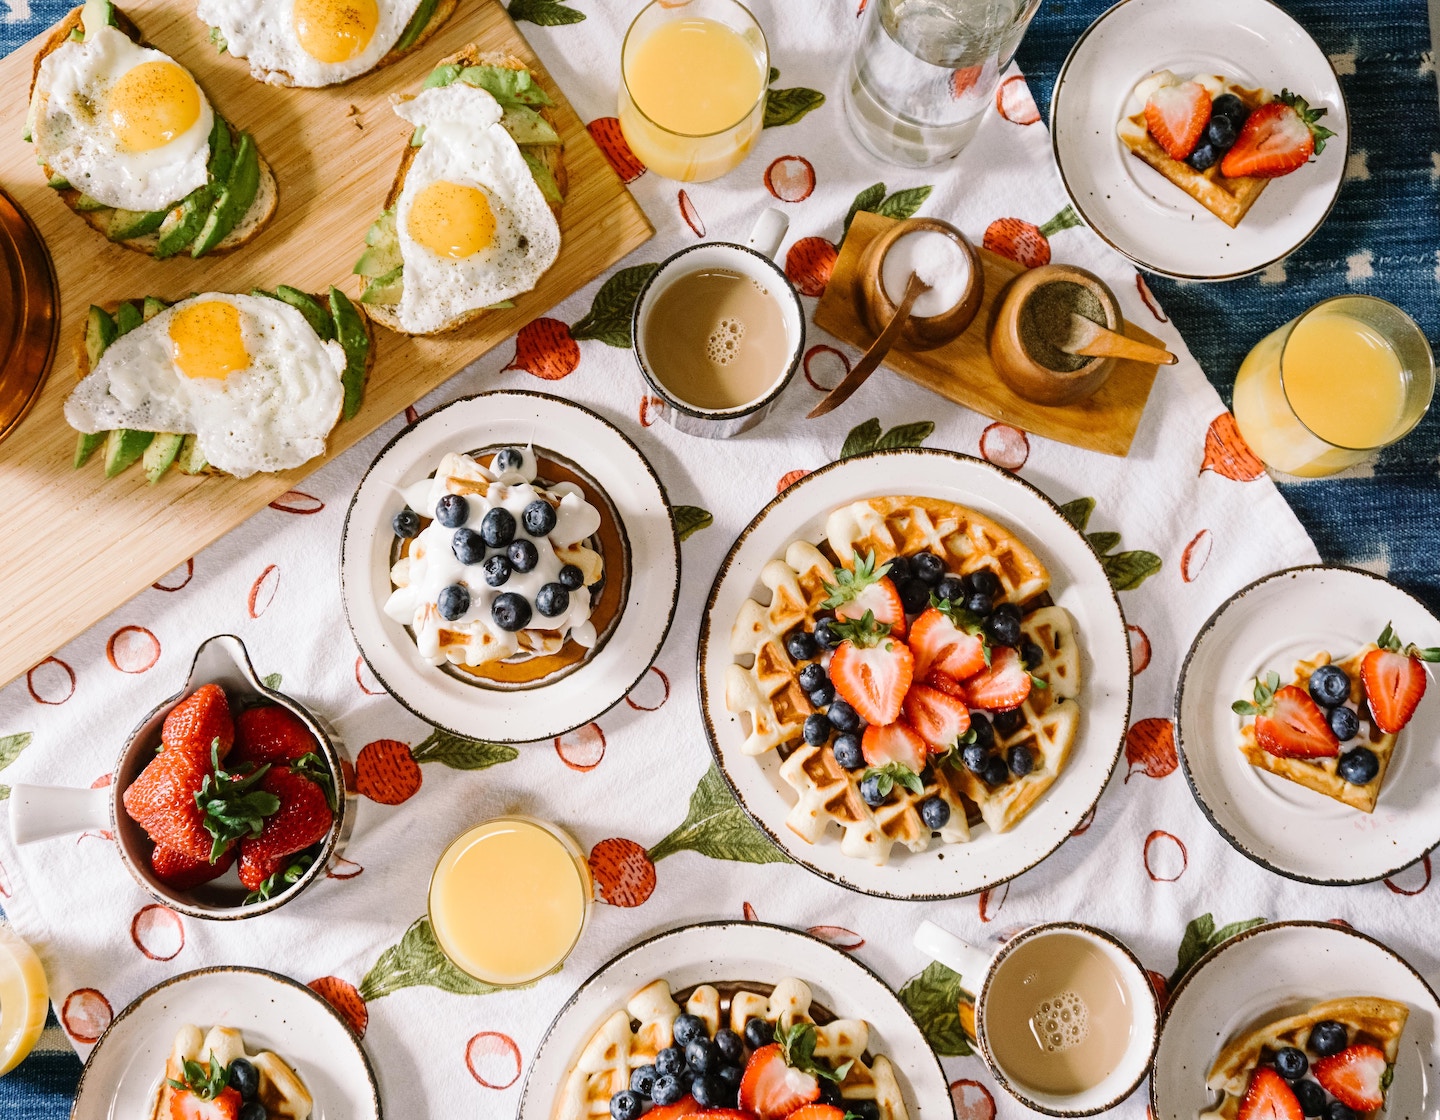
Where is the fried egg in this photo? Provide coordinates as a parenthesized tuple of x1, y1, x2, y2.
(65, 294, 346, 479)
(30, 24, 213, 211)
(392, 84, 561, 335)
(197, 0, 426, 87)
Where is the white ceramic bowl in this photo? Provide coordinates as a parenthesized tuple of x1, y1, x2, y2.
(697, 449, 1132, 899)
(1051, 0, 1348, 280)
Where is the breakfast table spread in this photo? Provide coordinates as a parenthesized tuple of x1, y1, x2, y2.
(0, 0, 1438, 1119)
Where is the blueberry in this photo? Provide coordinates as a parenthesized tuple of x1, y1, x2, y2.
(475, 508, 511, 550)
(656, 1046, 687, 1078)
(887, 555, 912, 581)
(673, 1014, 707, 1048)
(1274, 1047, 1308, 1081)
(1212, 93, 1247, 124)
(1294, 1080, 1327, 1118)
(1021, 640, 1045, 671)
(1327, 1102, 1357, 1120)
(493, 447, 525, 473)
(970, 714, 994, 751)
(435, 493, 468, 528)
(994, 708, 1026, 736)
(1309, 1020, 1348, 1057)
(523, 500, 558, 537)
(685, 1038, 719, 1073)
(437, 584, 470, 621)
(1206, 114, 1237, 149)
(969, 569, 1001, 598)
(692, 1073, 725, 1108)
(803, 713, 831, 746)
(912, 552, 945, 585)
(558, 564, 585, 591)
(508, 539, 539, 572)
(651, 1073, 685, 1106)
(238, 1104, 266, 1120)
(1337, 746, 1379, 785)
(964, 591, 993, 617)
(228, 1058, 259, 1101)
(799, 663, 828, 692)
(491, 592, 532, 632)
(392, 509, 421, 539)
(1187, 142, 1220, 171)
(985, 611, 1022, 648)
(1308, 664, 1351, 709)
(718, 1064, 743, 1091)
(452, 527, 485, 565)
(919, 796, 950, 829)
(809, 681, 836, 707)
(961, 743, 989, 773)
(715, 1028, 744, 1065)
(610, 1090, 644, 1120)
(743, 1016, 771, 1051)
(848, 1103, 882, 1120)
(982, 755, 1010, 786)
(897, 577, 931, 614)
(860, 774, 886, 806)
(935, 576, 967, 605)
(1007, 744, 1035, 777)
(813, 617, 843, 649)
(630, 1065, 659, 1097)
(820, 1080, 845, 1107)
(481, 553, 511, 587)
(536, 583, 570, 618)
(833, 734, 864, 771)
(828, 699, 860, 732)
(787, 629, 819, 661)
(1329, 705, 1360, 742)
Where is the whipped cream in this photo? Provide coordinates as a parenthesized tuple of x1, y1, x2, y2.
(384, 448, 604, 668)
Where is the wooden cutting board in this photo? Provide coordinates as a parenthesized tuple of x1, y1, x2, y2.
(0, 0, 653, 688)
(814, 211, 1163, 457)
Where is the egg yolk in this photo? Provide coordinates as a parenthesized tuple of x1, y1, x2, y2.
(169, 301, 249, 381)
(107, 61, 201, 152)
(293, 0, 379, 63)
(408, 181, 497, 259)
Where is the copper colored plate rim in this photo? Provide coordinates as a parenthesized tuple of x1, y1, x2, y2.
(0, 186, 59, 445)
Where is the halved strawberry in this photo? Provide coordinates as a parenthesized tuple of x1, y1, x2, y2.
(1314, 1044, 1390, 1112)
(649, 1097, 704, 1120)
(1235, 676, 1339, 758)
(924, 669, 967, 698)
(908, 605, 988, 681)
(823, 551, 907, 639)
(1221, 90, 1335, 179)
(161, 683, 234, 767)
(738, 1044, 821, 1120)
(170, 1086, 242, 1120)
(1361, 622, 1440, 734)
(902, 684, 972, 753)
(786, 1107, 845, 1120)
(861, 722, 928, 773)
(828, 613, 914, 726)
(1145, 79, 1211, 160)
(1237, 1066, 1303, 1120)
(693, 1111, 762, 1120)
(962, 646, 1032, 711)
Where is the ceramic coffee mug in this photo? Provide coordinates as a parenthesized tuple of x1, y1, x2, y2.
(915, 919, 1159, 1116)
(632, 209, 805, 439)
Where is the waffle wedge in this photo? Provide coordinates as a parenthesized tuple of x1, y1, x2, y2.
(150, 1024, 312, 1120)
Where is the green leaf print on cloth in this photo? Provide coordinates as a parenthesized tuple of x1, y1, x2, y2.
(674, 506, 714, 542)
(1059, 497, 1163, 591)
(764, 70, 825, 129)
(840, 418, 935, 459)
(0, 731, 33, 800)
(360, 917, 510, 1001)
(649, 765, 789, 865)
(1168, 913, 1266, 990)
(507, 0, 585, 25)
(571, 264, 660, 348)
(843, 182, 934, 236)
(411, 728, 518, 771)
(897, 961, 973, 1056)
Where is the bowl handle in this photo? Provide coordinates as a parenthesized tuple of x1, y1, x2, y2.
(8, 784, 110, 844)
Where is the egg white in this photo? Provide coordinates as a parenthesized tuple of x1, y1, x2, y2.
(64, 294, 347, 479)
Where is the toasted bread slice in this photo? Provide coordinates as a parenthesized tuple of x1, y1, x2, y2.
(29, 5, 277, 258)
(363, 46, 566, 337)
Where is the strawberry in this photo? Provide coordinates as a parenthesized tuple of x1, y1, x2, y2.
(1314, 1044, 1390, 1112)
(902, 684, 972, 752)
(161, 684, 234, 767)
(739, 1044, 820, 1120)
(237, 845, 286, 893)
(908, 605, 988, 681)
(1236, 1066, 1303, 1120)
(1234, 675, 1338, 758)
(1145, 79, 1212, 160)
(1220, 90, 1335, 179)
(647, 1096, 703, 1120)
(827, 612, 914, 726)
(231, 705, 320, 769)
(823, 551, 907, 639)
(923, 668, 968, 698)
(238, 766, 333, 881)
(693, 1112, 762, 1120)
(787, 1107, 845, 1120)
(861, 722, 928, 773)
(167, 1052, 242, 1120)
(962, 646, 1034, 711)
(1361, 622, 1440, 733)
(123, 750, 215, 862)
(150, 843, 235, 892)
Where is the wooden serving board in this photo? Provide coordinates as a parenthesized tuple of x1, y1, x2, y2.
(815, 211, 1162, 458)
(0, 0, 653, 688)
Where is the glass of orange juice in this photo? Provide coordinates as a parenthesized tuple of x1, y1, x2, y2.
(1232, 295, 1434, 477)
(618, 0, 770, 182)
(428, 816, 593, 987)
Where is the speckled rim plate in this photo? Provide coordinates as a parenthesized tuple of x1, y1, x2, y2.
(341, 390, 680, 743)
(516, 920, 954, 1120)
(1152, 921, 1440, 1120)
(1175, 564, 1440, 885)
(1051, 0, 1349, 281)
(72, 966, 381, 1120)
(697, 449, 1132, 900)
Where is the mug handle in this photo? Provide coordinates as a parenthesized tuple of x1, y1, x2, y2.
(748, 210, 790, 261)
(9, 784, 110, 845)
(914, 919, 994, 985)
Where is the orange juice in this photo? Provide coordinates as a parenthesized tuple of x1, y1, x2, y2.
(428, 817, 592, 986)
(0, 925, 48, 1076)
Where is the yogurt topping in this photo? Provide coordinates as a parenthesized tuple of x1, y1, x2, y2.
(384, 448, 604, 668)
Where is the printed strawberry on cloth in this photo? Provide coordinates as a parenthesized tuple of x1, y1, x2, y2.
(5, 2, 1437, 1118)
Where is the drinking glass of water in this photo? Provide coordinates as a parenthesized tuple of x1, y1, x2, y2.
(844, 0, 1042, 167)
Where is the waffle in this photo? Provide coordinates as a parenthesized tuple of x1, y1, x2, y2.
(1202, 997, 1409, 1120)
(149, 1024, 312, 1120)
(1238, 646, 1396, 812)
(554, 977, 909, 1120)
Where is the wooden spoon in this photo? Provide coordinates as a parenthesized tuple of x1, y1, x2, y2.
(1055, 312, 1177, 365)
(809, 272, 931, 419)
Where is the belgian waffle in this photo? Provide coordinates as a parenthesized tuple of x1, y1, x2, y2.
(149, 1024, 312, 1120)
(554, 977, 909, 1120)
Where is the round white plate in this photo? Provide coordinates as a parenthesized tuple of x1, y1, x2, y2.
(1176, 564, 1440, 884)
(1152, 921, 1440, 1120)
(73, 967, 381, 1120)
(516, 921, 952, 1120)
(341, 391, 680, 743)
(697, 449, 1132, 899)
(1051, 0, 1348, 280)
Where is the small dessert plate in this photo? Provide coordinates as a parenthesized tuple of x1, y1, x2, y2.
(698, 448, 1132, 899)
(1051, 0, 1348, 280)
(1176, 565, 1440, 884)
(73, 966, 381, 1120)
(516, 920, 950, 1120)
(1152, 921, 1440, 1120)
(342, 390, 680, 743)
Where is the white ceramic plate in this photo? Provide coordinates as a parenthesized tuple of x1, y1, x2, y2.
(697, 449, 1132, 899)
(1152, 921, 1440, 1120)
(1176, 565, 1440, 885)
(341, 391, 680, 743)
(516, 921, 953, 1120)
(1051, 0, 1349, 280)
(73, 967, 381, 1120)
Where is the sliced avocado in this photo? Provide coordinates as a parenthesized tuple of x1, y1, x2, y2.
(394, 0, 439, 52)
(143, 296, 167, 321)
(455, 65, 552, 107)
(409, 125, 426, 148)
(500, 106, 559, 146)
(103, 429, 153, 478)
(274, 286, 335, 341)
(209, 26, 227, 53)
(354, 245, 399, 278)
(355, 210, 400, 278)
(154, 184, 214, 259)
(74, 194, 110, 212)
(114, 300, 143, 336)
(80, 0, 114, 38)
(485, 300, 516, 310)
(143, 433, 184, 483)
(423, 63, 461, 90)
(74, 431, 106, 468)
(176, 434, 208, 475)
(361, 266, 403, 306)
(108, 205, 171, 241)
(48, 174, 70, 190)
(521, 150, 564, 204)
(207, 114, 233, 182)
(329, 287, 369, 420)
(365, 208, 397, 248)
(85, 305, 117, 368)
(192, 131, 258, 257)
(250, 287, 281, 301)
